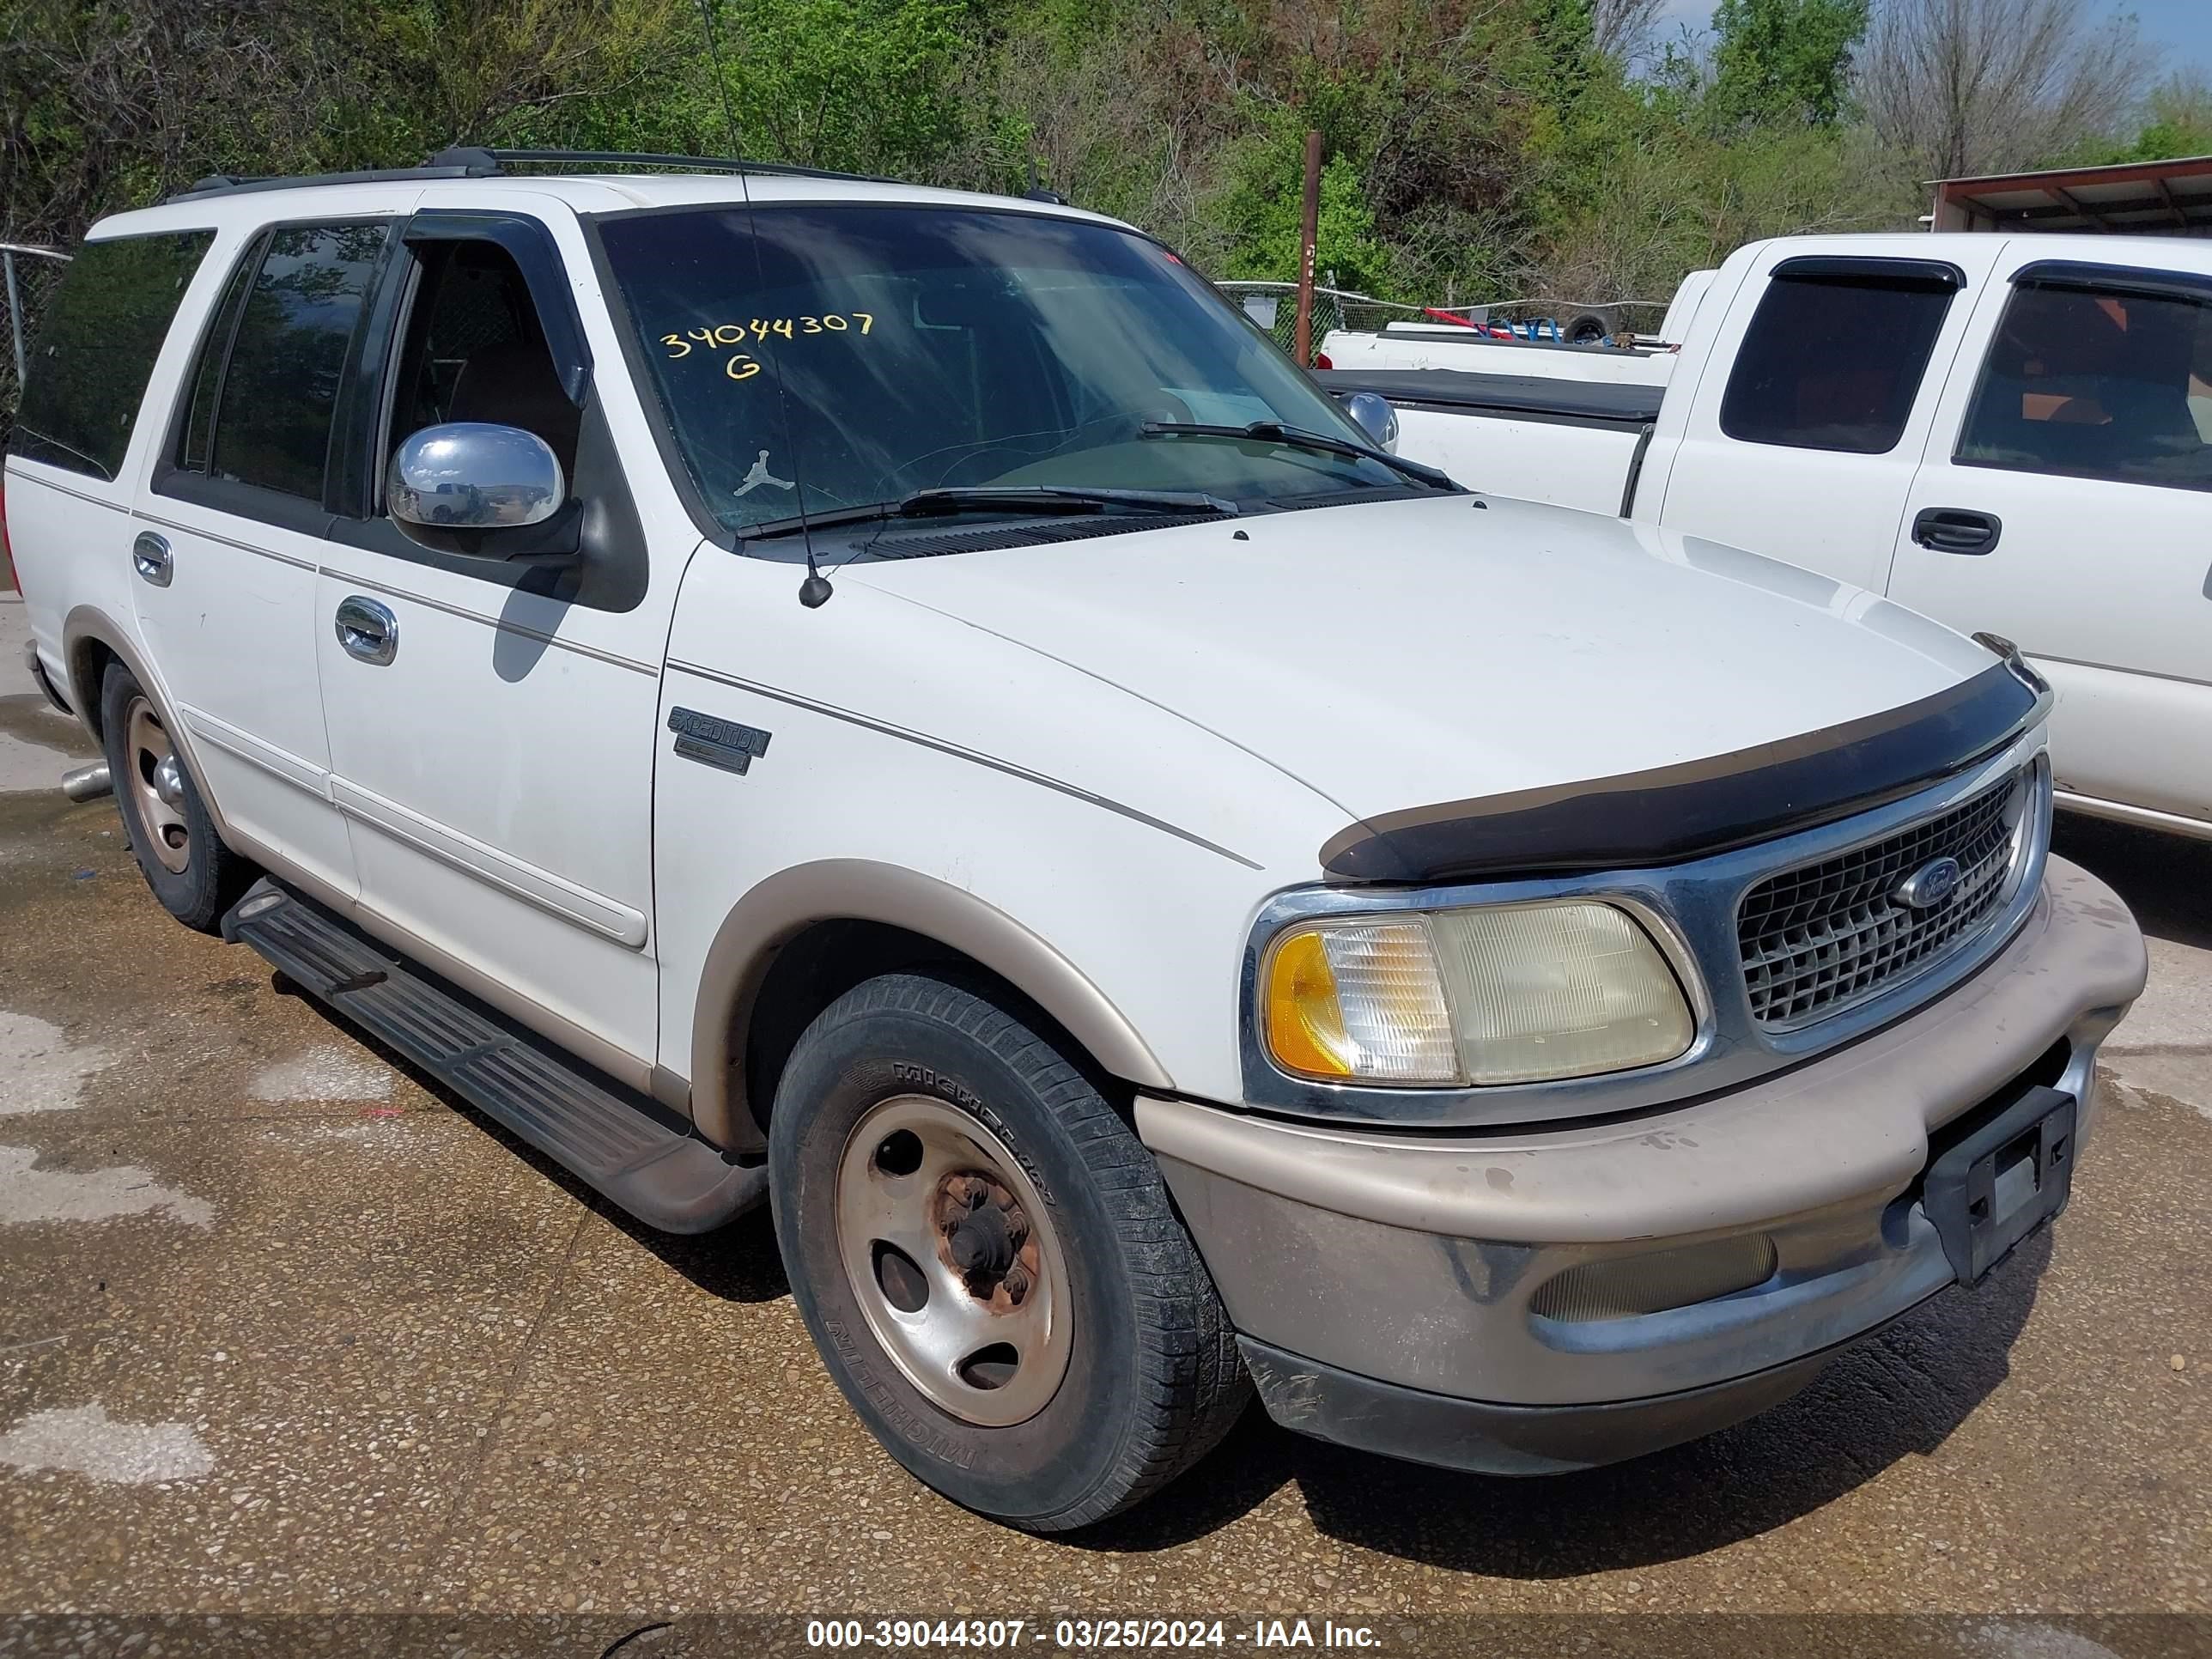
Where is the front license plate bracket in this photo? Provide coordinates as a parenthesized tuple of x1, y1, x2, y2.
(1924, 1084, 2076, 1286)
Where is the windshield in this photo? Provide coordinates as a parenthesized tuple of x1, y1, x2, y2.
(597, 204, 1404, 536)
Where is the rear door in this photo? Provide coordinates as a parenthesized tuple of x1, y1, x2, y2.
(1886, 252, 2212, 829)
(1652, 247, 1990, 592)
(135, 217, 403, 896)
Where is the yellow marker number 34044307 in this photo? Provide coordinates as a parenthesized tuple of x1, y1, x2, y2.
(659, 312, 875, 363)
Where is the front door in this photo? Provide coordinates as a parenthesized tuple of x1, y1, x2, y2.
(1887, 254, 2212, 829)
(312, 208, 673, 1071)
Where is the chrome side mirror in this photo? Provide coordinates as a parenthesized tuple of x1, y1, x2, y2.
(388, 422, 564, 532)
(1341, 391, 1400, 452)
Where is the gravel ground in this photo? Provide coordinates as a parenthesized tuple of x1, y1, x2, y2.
(0, 597, 2205, 1656)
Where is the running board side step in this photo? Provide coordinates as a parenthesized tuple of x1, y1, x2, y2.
(221, 878, 766, 1234)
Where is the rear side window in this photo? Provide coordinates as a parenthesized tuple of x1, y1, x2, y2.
(1721, 269, 1957, 454)
(12, 230, 214, 481)
(1956, 275, 2212, 493)
(177, 238, 258, 476)
(209, 223, 388, 501)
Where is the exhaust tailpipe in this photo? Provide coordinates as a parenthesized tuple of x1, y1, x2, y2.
(61, 762, 112, 803)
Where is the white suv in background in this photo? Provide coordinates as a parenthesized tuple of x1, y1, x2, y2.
(5, 150, 2146, 1530)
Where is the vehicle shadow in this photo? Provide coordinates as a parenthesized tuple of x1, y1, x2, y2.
(2054, 811, 2212, 951)
(268, 975, 790, 1304)
(268, 973, 2045, 1570)
(1073, 1231, 2049, 1571)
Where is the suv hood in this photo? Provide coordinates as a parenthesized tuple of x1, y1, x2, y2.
(845, 493, 2002, 838)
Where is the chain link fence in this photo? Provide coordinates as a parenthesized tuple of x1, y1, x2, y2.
(1215, 283, 1392, 358)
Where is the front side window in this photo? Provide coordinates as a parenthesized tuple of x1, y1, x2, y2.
(1956, 276, 2212, 492)
(1721, 270, 1955, 454)
(386, 240, 579, 480)
(599, 205, 1402, 537)
(12, 230, 214, 481)
(210, 223, 389, 501)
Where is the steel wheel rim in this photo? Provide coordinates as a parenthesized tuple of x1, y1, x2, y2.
(125, 697, 191, 875)
(834, 1093, 1074, 1428)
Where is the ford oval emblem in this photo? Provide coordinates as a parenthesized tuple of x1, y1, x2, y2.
(1895, 855, 1964, 911)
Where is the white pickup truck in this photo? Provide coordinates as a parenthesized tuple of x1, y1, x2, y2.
(1320, 234, 2212, 840)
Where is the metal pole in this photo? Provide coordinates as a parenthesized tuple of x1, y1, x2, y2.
(1291, 130, 1322, 368)
(3, 251, 25, 391)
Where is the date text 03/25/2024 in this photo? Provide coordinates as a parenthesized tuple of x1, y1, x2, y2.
(804, 1620, 1383, 1650)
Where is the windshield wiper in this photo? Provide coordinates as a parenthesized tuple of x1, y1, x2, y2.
(1139, 418, 1458, 492)
(738, 484, 1238, 540)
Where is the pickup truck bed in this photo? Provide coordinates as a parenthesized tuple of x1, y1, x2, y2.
(1314, 367, 1662, 515)
(1312, 368, 1664, 423)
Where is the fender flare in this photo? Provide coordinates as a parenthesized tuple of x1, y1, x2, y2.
(60, 605, 240, 843)
(688, 858, 1175, 1152)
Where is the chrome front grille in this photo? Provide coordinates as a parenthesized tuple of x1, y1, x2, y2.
(1737, 769, 2026, 1030)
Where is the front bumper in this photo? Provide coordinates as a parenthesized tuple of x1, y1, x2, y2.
(1138, 855, 2148, 1474)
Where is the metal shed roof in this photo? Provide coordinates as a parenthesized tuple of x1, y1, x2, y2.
(1929, 155, 2212, 234)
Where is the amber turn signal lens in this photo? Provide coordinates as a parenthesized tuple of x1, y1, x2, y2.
(1261, 920, 1458, 1085)
(1263, 929, 1354, 1079)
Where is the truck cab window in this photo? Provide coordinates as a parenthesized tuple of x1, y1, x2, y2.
(1956, 281, 2212, 493)
(1720, 272, 1954, 454)
(388, 241, 580, 483)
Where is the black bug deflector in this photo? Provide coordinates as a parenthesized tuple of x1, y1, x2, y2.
(1318, 659, 2049, 884)
(222, 878, 765, 1233)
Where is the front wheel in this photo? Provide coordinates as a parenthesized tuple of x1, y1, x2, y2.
(769, 971, 1249, 1531)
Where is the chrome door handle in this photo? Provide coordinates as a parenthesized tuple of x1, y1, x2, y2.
(334, 596, 399, 665)
(132, 531, 173, 587)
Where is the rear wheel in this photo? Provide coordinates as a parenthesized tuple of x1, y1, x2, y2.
(769, 971, 1249, 1531)
(99, 662, 253, 932)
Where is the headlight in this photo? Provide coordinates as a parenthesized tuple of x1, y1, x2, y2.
(1261, 902, 1694, 1087)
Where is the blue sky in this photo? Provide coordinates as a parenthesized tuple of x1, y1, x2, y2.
(1651, 0, 2212, 79)
(2117, 0, 2212, 75)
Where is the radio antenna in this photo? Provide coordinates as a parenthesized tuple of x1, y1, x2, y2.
(693, 0, 744, 160)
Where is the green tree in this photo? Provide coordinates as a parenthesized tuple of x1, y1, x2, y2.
(1215, 120, 1390, 295)
(713, 0, 984, 179)
(2078, 76, 2212, 166)
(1706, 0, 1869, 130)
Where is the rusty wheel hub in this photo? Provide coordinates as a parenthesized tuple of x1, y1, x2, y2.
(834, 1094, 1073, 1427)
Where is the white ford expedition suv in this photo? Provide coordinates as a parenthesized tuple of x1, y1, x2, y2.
(5, 151, 2148, 1531)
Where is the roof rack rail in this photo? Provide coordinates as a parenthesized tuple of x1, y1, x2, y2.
(167, 161, 482, 202)
(164, 147, 887, 205)
(428, 147, 889, 185)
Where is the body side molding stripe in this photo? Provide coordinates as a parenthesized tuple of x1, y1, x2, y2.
(3, 462, 132, 514)
(665, 659, 1263, 870)
(1320, 661, 2050, 884)
(317, 568, 660, 675)
(179, 703, 330, 795)
(329, 776, 650, 947)
(133, 511, 318, 570)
